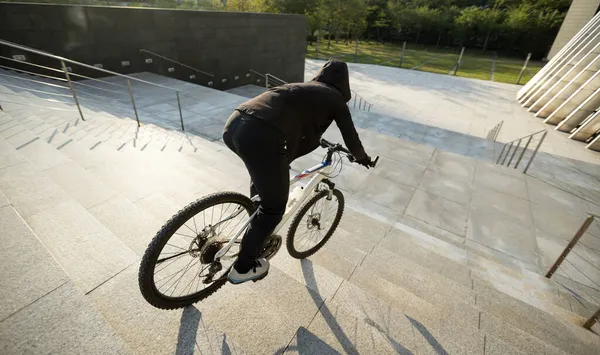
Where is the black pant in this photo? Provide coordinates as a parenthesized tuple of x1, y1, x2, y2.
(223, 111, 289, 272)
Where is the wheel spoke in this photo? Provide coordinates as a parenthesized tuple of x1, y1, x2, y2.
(147, 197, 252, 301)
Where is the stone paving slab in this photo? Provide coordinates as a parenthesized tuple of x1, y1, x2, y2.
(417, 169, 473, 206)
(285, 300, 411, 355)
(0, 205, 69, 321)
(88, 195, 163, 256)
(0, 161, 70, 219)
(87, 264, 329, 354)
(478, 311, 570, 355)
(379, 229, 472, 287)
(467, 208, 539, 266)
(405, 189, 469, 237)
(474, 161, 528, 199)
(362, 246, 476, 309)
(0, 282, 131, 355)
(332, 279, 482, 355)
(0, 137, 26, 170)
(426, 150, 477, 181)
(0, 190, 9, 208)
(27, 200, 138, 293)
(476, 283, 599, 355)
(44, 161, 117, 209)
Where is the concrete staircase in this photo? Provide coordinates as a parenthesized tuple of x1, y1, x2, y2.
(1, 69, 599, 354)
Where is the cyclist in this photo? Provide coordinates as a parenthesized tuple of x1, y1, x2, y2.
(222, 60, 372, 284)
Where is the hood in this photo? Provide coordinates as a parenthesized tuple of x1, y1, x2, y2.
(311, 60, 352, 102)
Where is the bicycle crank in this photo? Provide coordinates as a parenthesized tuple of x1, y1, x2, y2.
(260, 234, 282, 260)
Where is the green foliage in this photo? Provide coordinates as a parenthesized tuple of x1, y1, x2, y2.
(6, 0, 571, 58)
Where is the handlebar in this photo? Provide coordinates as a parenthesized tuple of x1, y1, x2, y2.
(320, 138, 379, 168)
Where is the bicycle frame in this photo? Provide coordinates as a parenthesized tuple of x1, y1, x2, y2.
(214, 159, 335, 260)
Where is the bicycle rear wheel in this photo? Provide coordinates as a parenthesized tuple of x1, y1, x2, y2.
(286, 189, 344, 259)
(138, 192, 254, 310)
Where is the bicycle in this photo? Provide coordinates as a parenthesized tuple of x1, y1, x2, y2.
(138, 138, 379, 310)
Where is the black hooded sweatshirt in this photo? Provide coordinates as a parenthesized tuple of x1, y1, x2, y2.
(235, 60, 367, 162)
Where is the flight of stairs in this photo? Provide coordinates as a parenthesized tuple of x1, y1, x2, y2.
(0, 69, 599, 354)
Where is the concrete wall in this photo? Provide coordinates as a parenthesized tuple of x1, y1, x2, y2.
(548, 0, 600, 59)
(0, 3, 307, 89)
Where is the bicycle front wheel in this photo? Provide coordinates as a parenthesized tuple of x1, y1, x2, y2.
(286, 189, 344, 259)
(138, 192, 255, 310)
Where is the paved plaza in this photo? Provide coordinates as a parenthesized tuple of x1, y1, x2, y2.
(1, 64, 600, 354)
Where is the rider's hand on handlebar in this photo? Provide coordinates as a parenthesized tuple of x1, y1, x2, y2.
(356, 155, 373, 169)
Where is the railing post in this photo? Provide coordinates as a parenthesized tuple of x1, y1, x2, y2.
(353, 94, 357, 109)
(496, 143, 507, 164)
(583, 307, 600, 330)
(493, 121, 503, 141)
(507, 138, 521, 166)
(490, 53, 497, 81)
(399, 41, 406, 68)
(514, 135, 532, 168)
(500, 142, 513, 165)
(368, 104, 371, 112)
(453, 47, 465, 76)
(126, 79, 140, 127)
(523, 131, 547, 173)
(265, 74, 269, 89)
(517, 53, 532, 85)
(545, 215, 595, 278)
(316, 32, 321, 60)
(176, 91, 184, 131)
(60, 60, 85, 121)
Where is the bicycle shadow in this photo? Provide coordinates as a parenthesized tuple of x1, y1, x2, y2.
(294, 259, 445, 355)
(176, 306, 235, 355)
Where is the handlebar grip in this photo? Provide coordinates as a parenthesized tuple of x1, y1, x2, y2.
(370, 156, 379, 168)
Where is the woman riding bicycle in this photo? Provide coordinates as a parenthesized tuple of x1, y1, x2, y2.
(223, 60, 373, 284)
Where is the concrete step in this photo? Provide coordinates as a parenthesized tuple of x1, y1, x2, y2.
(86, 259, 341, 353)
(0, 198, 131, 353)
(0, 137, 138, 293)
(3, 123, 164, 255)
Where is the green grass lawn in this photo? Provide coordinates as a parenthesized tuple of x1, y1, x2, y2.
(306, 41, 543, 85)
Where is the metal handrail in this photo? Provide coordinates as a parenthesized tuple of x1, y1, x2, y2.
(249, 69, 266, 78)
(140, 49, 214, 78)
(265, 73, 286, 87)
(71, 80, 129, 96)
(0, 97, 77, 111)
(0, 64, 68, 82)
(0, 54, 63, 74)
(0, 40, 179, 92)
(1, 54, 128, 90)
(486, 120, 503, 141)
(544, 212, 600, 331)
(0, 71, 69, 90)
(350, 91, 372, 112)
(495, 129, 547, 173)
(0, 82, 72, 97)
(504, 129, 546, 145)
(67, 72, 129, 89)
(74, 87, 130, 103)
(263, 72, 373, 112)
(0, 39, 187, 130)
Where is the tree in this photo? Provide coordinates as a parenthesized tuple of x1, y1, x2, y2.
(341, 0, 369, 43)
(372, 8, 390, 42)
(456, 4, 505, 51)
(429, 6, 459, 48)
(225, 0, 268, 12)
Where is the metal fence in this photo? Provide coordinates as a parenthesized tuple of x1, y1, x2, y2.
(495, 129, 547, 173)
(307, 40, 541, 85)
(486, 120, 503, 141)
(545, 213, 600, 331)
